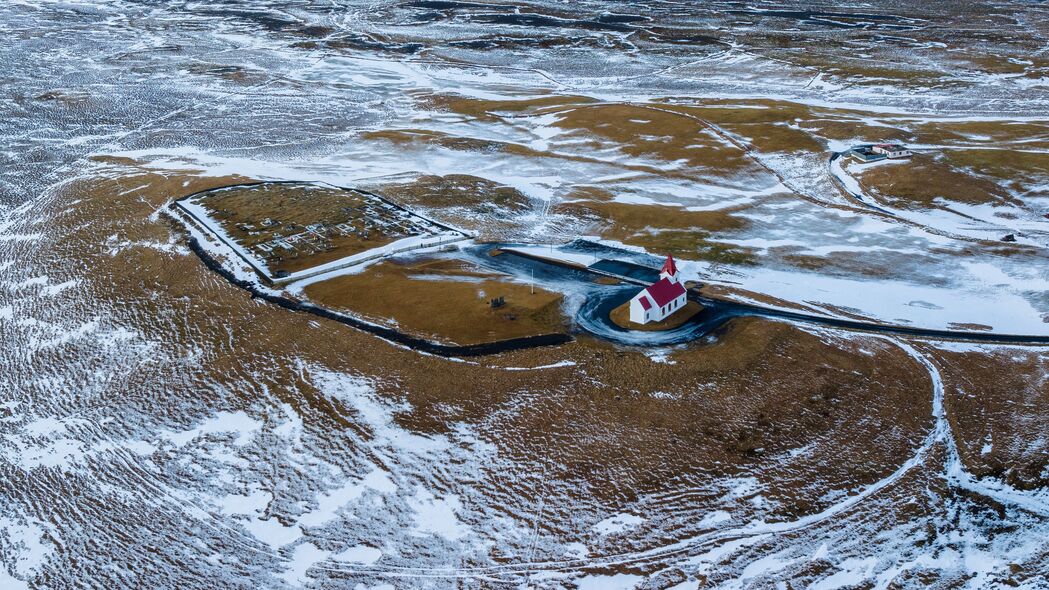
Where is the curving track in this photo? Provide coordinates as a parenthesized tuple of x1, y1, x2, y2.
(488, 249, 1049, 347)
(248, 338, 1049, 584)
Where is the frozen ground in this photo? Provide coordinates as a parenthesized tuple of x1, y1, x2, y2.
(1, 1, 1048, 589)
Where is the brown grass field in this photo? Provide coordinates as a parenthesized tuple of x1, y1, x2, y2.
(659, 100, 831, 153)
(938, 149, 1049, 199)
(927, 344, 1049, 491)
(554, 198, 756, 265)
(609, 300, 703, 331)
(22, 7, 1049, 580)
(913, 121, 1049, 148)
(546, 103, 759, 170)
(302, 257, 568, 345)
(194, 183, 441, 275)
(852, 153, 1018, 209)
(418, 94, 769, 178)
(44, 162, 1045, 569)
(367, 174, 533, 240)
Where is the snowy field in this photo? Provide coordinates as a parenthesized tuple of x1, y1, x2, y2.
(1, 1, 1048, 589)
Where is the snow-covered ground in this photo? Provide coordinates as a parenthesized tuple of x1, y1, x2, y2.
(829, 152, 1049, 246)
(2, 1, 1048, 588)
(177, 189, 469, 284)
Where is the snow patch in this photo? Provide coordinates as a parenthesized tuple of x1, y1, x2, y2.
(333, 544, 382, 565)
(243, 517, 301, 549)
(0, 517, 53, 580)
(594, 513, 645, 536)
(298, 467, 396, 528)
(576, 573, 644, 590)
(164, 411, 262, 447)
(280, 542, 330, 585)
(407, 487, 469, 542)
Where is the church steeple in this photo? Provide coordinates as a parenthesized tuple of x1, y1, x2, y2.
(659, 254, 680, 283)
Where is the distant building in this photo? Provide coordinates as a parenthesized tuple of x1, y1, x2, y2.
(871, 143, 912, 159)
(849, 147, 884, 163)
(629, 255, 687, 325)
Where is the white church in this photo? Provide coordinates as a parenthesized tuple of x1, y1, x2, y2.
(629, 255, 687, 325)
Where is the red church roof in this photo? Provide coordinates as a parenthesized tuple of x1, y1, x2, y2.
(661, 255, 678, 277)
(638, 296, 652, 311)
(644, 277, 686, 307)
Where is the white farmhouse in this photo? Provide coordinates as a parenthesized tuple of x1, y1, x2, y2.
(871, 143, 912, 159)
(629, 255, 687, 325)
